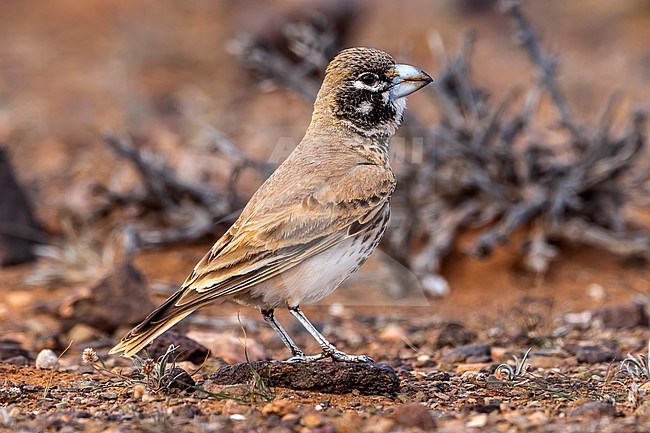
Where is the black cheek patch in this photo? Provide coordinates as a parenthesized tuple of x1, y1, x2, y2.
(334, 87, 397, 130)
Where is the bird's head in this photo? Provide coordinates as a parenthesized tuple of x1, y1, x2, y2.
(313, 47, 433, 138)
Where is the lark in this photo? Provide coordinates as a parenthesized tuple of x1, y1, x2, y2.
(110, 47, 432, 362)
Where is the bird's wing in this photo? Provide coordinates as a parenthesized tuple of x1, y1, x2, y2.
(177, 163, 396, 304)
(109, 164, 395, 356)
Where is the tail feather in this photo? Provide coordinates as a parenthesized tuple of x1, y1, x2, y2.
(109, 311, 193, 357)
(109, 289, 198, 357)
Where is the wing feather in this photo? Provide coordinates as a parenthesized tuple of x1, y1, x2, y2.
(109, 163, 395, 356)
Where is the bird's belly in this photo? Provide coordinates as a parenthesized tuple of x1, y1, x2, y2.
(248, 234, 378, 308)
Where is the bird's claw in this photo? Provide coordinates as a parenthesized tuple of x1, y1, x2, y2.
(286, 350, 373, 363)
(286, 353, 327, 363)
(326, 350, 373, 363)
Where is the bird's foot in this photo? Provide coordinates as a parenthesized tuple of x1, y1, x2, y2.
(325, 349, 373, 363)
(286, 353, 328, 363)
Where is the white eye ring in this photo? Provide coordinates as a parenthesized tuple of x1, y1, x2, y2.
(353, 73, 382, 91)
(358, 72, 378, 85)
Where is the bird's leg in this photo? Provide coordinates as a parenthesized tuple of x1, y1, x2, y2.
(261, 309, 325, 362)
(261, 309, 303, 356)
(288, 306, 373, 363)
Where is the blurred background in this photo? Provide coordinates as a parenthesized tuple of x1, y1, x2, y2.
(1, 0, 650, 358)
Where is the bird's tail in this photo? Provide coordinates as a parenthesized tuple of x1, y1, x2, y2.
(108, 289, 196, 357)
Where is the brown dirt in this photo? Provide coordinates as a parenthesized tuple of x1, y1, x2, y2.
(1, 1, 650, 432)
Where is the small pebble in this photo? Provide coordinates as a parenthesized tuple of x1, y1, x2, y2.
(379, 324, 406, 342)
(100, 392, 118, 400)
(35, 349, 58, 369)
(466, 413, 488, 428)
(5, 291, 33, 309)
(66, 323, 99, 343)
(393, 403, 436, 430)
(261, 398, 296, 416)
(8, 407, 21, 418)
(132, 385, 146, 400)
(570, 400, 615, 418)
(301, 411, 323, 428)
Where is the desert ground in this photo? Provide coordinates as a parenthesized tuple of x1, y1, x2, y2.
(1, 1, 650, 432)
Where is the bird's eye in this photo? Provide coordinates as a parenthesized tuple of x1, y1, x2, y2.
(358, 73, 378, 86)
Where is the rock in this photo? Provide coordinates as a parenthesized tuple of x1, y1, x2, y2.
(59, 261, 154, 333)
(425, 371, 451, 382)
(0, 340, 30, 361)
(530, 355, 576, 369)
(462, 403, 501, 414)
(0, 145, 40, 267)
(5, 291, 33, 309)
(592, 302, 649, 329)
(563, 311, 592, 326)
(100, 392, 118, 400)
(570, 400, 616, 418)
(378, 324, 406, 342)
(300, 410, 323, 428)
(490, 347, 508, 363)
(456, 363, 491, 374)
(160, 366, 195, 392)
(210, 361, 400, 396)
(435, 323, 477, 348)
(262, 398, 297, 416)
(392, 403, 436, 430)
(66, 323, 100, 344)
(35, 349, 58, 369)
(441, 343, 491, 363)
(3, 355, 31, 366)
(0, 386, 22, 404)
(132, 384, 146, 400)
(147, 331, 210, 364)
(564, 343, 623, 364)
(466, 413, 488, 428)
(173, 404, 202, 419)
(635, 400, 650, 416)
(586, 283, 606, 302)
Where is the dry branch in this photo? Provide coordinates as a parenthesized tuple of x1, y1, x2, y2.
(95, 132, 268, 250)
(84, 0, 647, 296)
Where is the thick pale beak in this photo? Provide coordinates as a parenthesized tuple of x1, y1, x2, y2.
(389, 64, 433, 100)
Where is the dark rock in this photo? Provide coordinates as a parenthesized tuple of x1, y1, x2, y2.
(455, 0, 497, 14)
(172, 404, 202, 418)
(441, 343, 491, 363)
(0, 386, 21, 404)
(564, 343, 623, 363)
(0, 340, 30, 361)
(466, 354, 491, 363)
(576, 347, 623, 363)
(570, 400, 616, 418)
(59, 261, 155, 333)
(148, 331, 210, 364)
(593, 302, 648, 329)
(161, 367, 195, 392)
(462, 403, 501, 414)
(3, 355, 31, 366)
(0, 145, 41, 267)
(62, 411, 91, 419)
(210, 361, 400, 396)
(425, 371, 451, 382)
(436, 323, 477, 347)
(392, 403, 436, 430)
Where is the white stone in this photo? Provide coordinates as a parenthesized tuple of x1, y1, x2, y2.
(35, 349, 58, 369)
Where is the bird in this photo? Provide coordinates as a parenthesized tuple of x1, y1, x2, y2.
(110, 47, 432, 362)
